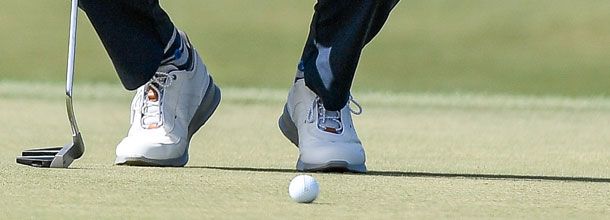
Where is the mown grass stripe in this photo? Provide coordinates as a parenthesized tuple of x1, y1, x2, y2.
(2, 80, 610, 110)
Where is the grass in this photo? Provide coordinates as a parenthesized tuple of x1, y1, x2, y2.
(1, 82, 610, 219)
(1, 0, 610, 96)
(2, 1, 610, 218)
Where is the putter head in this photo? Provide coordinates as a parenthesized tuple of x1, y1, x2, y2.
(16, 132, 84, 168)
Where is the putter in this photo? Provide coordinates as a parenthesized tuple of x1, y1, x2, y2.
(16, 0, 85, 168)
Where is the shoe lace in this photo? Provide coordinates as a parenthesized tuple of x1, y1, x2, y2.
(141, 72, 175, 129)
(306, 96, 362, 134)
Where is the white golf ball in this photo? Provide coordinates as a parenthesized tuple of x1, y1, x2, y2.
(288, 175, 319, 203)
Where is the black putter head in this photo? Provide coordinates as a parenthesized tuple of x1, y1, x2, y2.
(16, 132, 84, 168)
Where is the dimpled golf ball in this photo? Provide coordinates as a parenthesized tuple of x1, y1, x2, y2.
(288, 175, 319, 203)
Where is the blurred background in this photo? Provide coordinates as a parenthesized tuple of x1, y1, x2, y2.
(1, 0, 609, 96)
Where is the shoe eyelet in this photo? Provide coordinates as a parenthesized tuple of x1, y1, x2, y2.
(171, 74, 177, 80)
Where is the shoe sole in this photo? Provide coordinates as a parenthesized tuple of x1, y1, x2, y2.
(115, 77, 221, 167)
(297, 160, 367, 173)
(278, 105, 367, 173)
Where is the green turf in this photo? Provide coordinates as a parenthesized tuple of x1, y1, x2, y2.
(1, 82, 610, 219)
(1, 0, 610, 96)
(2, 1, 610, 218)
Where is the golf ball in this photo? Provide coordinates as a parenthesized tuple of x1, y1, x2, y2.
(288, 175, 319, 203)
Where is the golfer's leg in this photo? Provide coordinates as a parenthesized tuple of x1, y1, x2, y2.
(80, 0, 221, 167)
(300, 0, 400, 111)
(79, 0, 174, 90)
(279, 0, 399, 172)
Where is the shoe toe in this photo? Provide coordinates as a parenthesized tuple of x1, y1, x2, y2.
(299, 141, 366, 165)
(116, 134, 184, 160)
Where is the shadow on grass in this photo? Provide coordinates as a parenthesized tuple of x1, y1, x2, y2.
(188, 165, 610, 183)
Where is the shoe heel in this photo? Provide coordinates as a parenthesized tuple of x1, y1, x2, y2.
(188, 76, 221, 139)
(278, 105, 299, 147)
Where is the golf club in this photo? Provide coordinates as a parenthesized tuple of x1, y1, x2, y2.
(16, 0, 84, 168)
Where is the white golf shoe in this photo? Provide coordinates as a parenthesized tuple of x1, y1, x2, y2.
(279, 78, 366, 173)
(115, 46, 221, 167)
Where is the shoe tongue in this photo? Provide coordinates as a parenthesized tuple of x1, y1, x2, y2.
(147, 88, 159, 101)
(319, 110, 342, 133)
(142, 109, 160, 126)
(142, 88, 162, 129)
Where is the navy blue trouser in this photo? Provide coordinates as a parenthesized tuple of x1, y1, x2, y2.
(79, 0, 399, 110)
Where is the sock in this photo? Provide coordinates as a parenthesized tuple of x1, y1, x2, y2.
(294, 60, 305, 82)
(161, 28, 192, 70)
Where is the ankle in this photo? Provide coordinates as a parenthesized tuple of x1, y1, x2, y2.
(161, 29, 193, 70)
